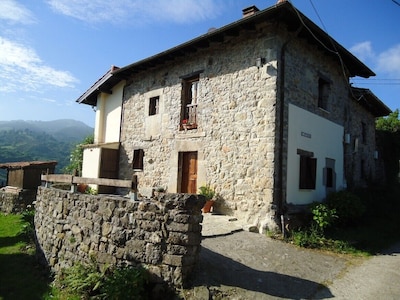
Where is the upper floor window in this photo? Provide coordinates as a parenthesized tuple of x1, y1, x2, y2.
(318, 77, 330, 111)
(180, 74, 200, 130)
(149, 96, 159, 116)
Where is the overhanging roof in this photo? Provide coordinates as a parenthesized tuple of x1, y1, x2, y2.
(351, 87, 392, 117)
(76, 1, 375, 106)
(0, 161, 58, 170)
(76, 66, 121, 106)
(114, 1, 374, 79)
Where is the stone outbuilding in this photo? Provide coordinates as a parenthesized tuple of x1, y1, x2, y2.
(0, 160, 57, 212)
(76, 2, 391, 232)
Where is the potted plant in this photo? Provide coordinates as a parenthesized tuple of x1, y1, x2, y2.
(199, 184, 216, 213)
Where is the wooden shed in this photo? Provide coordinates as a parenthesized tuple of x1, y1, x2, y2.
(0, 161, 57, 190)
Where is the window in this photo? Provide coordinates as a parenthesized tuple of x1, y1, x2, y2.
(361, 122, 367, 144)
(180, 74, 199, 130)
(149, 96, 159, 116)
(318, 77, 330, 111)
(132, 149, 144, 170)
(298, 150, 317, 189)
(324, 158, 336, 189)
(361, 159, 365, 179)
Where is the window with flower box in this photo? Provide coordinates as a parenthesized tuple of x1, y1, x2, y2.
(180, 73, 200, 130)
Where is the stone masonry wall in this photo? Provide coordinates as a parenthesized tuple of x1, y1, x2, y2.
(0, 189, 36, 213)
(34, 187, 205, 290)
(119, 23, 280, 232)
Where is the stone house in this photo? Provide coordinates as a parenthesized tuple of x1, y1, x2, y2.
(76, 2, 390, 232)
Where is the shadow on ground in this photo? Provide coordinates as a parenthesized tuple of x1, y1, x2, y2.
(187, 247, 333, 299)
(0, 252, 52, 300)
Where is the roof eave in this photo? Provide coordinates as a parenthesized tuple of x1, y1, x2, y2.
(114, 2, 375, 79)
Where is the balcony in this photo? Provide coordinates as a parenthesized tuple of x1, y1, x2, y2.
(181, 103, 198, 130)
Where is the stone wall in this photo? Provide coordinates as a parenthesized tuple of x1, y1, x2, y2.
(0, 188, 36, 213)
(34, 187, 205, 290)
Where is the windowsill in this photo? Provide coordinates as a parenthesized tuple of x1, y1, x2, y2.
(318, 107, 330, 114)
(181, 124, 198, 130)
(176, 130, 206, 139)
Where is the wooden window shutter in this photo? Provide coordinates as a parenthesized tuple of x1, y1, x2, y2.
(133, 149, 144, 170)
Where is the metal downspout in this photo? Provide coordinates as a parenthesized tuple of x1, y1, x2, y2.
(277, 26, 303, 230)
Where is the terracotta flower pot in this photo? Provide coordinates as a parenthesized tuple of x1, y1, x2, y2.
(202, 200, 215, 213)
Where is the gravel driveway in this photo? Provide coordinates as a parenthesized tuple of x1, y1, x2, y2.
(181, 215, 400, 299)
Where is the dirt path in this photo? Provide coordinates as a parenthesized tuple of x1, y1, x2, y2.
(181, 230, 400, 299)
(313, 242, 400, 299)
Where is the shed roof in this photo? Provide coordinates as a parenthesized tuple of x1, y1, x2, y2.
(76, 1, 376, 106)
(0, 161, 58, 170)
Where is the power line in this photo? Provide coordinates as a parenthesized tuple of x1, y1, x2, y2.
(392, 0, 400, 7)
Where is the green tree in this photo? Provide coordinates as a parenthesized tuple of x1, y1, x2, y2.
(376, 109, 400, 132)
(63, 135, 94, 175)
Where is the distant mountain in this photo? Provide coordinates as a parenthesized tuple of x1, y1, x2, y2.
(0, 119, 93, 184)
(0, 119, 93, 143)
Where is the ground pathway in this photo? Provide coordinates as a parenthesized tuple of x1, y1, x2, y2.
(181, 214, 400, 299)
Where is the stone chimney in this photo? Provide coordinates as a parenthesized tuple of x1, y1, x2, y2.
(242, 5, 259, 18)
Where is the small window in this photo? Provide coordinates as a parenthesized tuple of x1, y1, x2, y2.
(133, 149, 144, 170)
(324, 158, 336, 189)
(361, 159, 365, 179)
(361, 122, 367, 144)
(299, 155, 317, 190)
(318, 77, 330, 111)
(325, 168, 333, 188)
(149, 96, 159, 116)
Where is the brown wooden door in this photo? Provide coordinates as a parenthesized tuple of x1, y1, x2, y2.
(180, 152, 198, 193)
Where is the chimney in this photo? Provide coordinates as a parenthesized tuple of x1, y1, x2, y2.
(242, 5, 259, 18)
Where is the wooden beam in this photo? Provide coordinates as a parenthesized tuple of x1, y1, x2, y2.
(72, 177, 132, 188)
(41, 174, 73, 183)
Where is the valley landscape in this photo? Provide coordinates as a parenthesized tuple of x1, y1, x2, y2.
(0, 119, 93, 184)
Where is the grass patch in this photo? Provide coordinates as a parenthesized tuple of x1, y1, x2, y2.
(0, 212, 52, 300)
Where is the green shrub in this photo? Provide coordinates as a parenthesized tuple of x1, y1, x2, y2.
(326, 190, 365, 226)
(56, 260, 149, 299)
(291, 226, 323, 248)
(58, 260, 108, 298)
(102, 265, 148, 300)
(311, 203, 337, 232)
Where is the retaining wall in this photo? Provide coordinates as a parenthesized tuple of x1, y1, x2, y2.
(34, 187, 205, 291)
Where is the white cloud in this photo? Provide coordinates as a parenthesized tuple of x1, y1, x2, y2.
(0, 37, 78, 93)
(46, 0, 221, 25)
(350, 41, 374, 62)
(0, 0, 36, 24)
(376, 44, 400, 77)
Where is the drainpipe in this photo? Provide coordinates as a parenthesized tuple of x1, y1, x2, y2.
(276, 25, 303, 230)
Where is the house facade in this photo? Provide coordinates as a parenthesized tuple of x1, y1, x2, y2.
(77, 2, 390, 232)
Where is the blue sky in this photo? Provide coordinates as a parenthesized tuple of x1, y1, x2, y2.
(1, 0, 399, 127)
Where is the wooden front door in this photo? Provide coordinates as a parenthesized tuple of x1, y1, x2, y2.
(180, 151, 198, 193)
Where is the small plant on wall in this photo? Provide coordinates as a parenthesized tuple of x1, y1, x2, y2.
(199, 184, 216, 213)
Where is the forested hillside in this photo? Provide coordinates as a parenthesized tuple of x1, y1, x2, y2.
(0, 120, 93, 184)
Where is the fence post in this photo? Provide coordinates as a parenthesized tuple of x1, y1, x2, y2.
(130, 174, 138, 201)
(70, 169, 78, 193)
